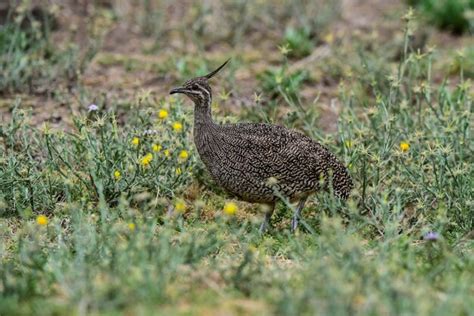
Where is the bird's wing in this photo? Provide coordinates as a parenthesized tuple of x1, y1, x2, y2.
(208, 122, 350, 200)
(217, 122, 329, 178)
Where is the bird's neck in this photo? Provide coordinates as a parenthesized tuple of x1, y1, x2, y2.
(194, 96, 214, 127)
(193, 96, 218, 163)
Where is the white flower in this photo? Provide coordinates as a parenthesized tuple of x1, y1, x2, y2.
(88, 104, 99, 112)
(143, 129, 158, 135)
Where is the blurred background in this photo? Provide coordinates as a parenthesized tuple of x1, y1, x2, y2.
(0, 0, 473, 130)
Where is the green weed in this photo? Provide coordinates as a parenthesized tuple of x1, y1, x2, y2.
(283, 27, 314, 59)
(0, 94, 196, 217)
(409, 0, 474, 34)
(0, 4, 102, 93)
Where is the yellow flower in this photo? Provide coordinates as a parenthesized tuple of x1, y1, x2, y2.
(175, 167, 182, 175)
(400, 141, 410, 152)
(223, 202, 237, 216)
(164, 149, 170, 157)
(131, 137, 140, 147)
(152, 144, 162, 152)
(158, 109, 168, 119)
(324, 32, 334, 44)
(36, 215, 48, 226)
(172, 121, 183, 132)
(128, 223, 136, 231)
(275, 75, 283, 85)
(178, 150, 189, 160)
(175, 199, 186, 213)
(114, 170, 121, 180)
(140, 153, 153, 166)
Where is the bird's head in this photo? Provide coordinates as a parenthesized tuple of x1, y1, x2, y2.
(169, 59, 230, 105)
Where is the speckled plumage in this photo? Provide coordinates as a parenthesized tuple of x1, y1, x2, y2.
(194, 122, 352, 202)
(170, 60, 353, 231)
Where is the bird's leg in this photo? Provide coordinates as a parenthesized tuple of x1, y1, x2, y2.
(259, 203, 275, 233)
(291, 196, 308, 232)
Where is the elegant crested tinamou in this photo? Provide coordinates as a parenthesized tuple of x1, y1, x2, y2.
(170, 60, 353, 232)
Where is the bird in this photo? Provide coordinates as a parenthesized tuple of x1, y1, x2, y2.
(170, 59, 353, 232)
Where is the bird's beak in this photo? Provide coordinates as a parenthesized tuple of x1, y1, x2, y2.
(169, 87, 186, 95)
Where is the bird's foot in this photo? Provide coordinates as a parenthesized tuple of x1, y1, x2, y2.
(259, 205, 275, 234)
(259, 216, 272, 233)
(291, 216, 298, 233)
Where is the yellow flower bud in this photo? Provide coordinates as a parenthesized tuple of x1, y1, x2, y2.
(175, 199, 186, 213)
(131, 137, 140, 146)
(178, 150, 189, 160)
(223, 202, 238, 216)
(172, 122, 183, 132)
(140, 153, 153, 166)
(114, 170, 121, 180)
(36, 215, 48, 226)
(400, 141, 410, 152)
(158, 109, 168, 119)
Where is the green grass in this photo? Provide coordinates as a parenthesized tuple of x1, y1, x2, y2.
(0, 6, 104, 94)
(1, 4, 473, 316)
(0, 17, 75, 93)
